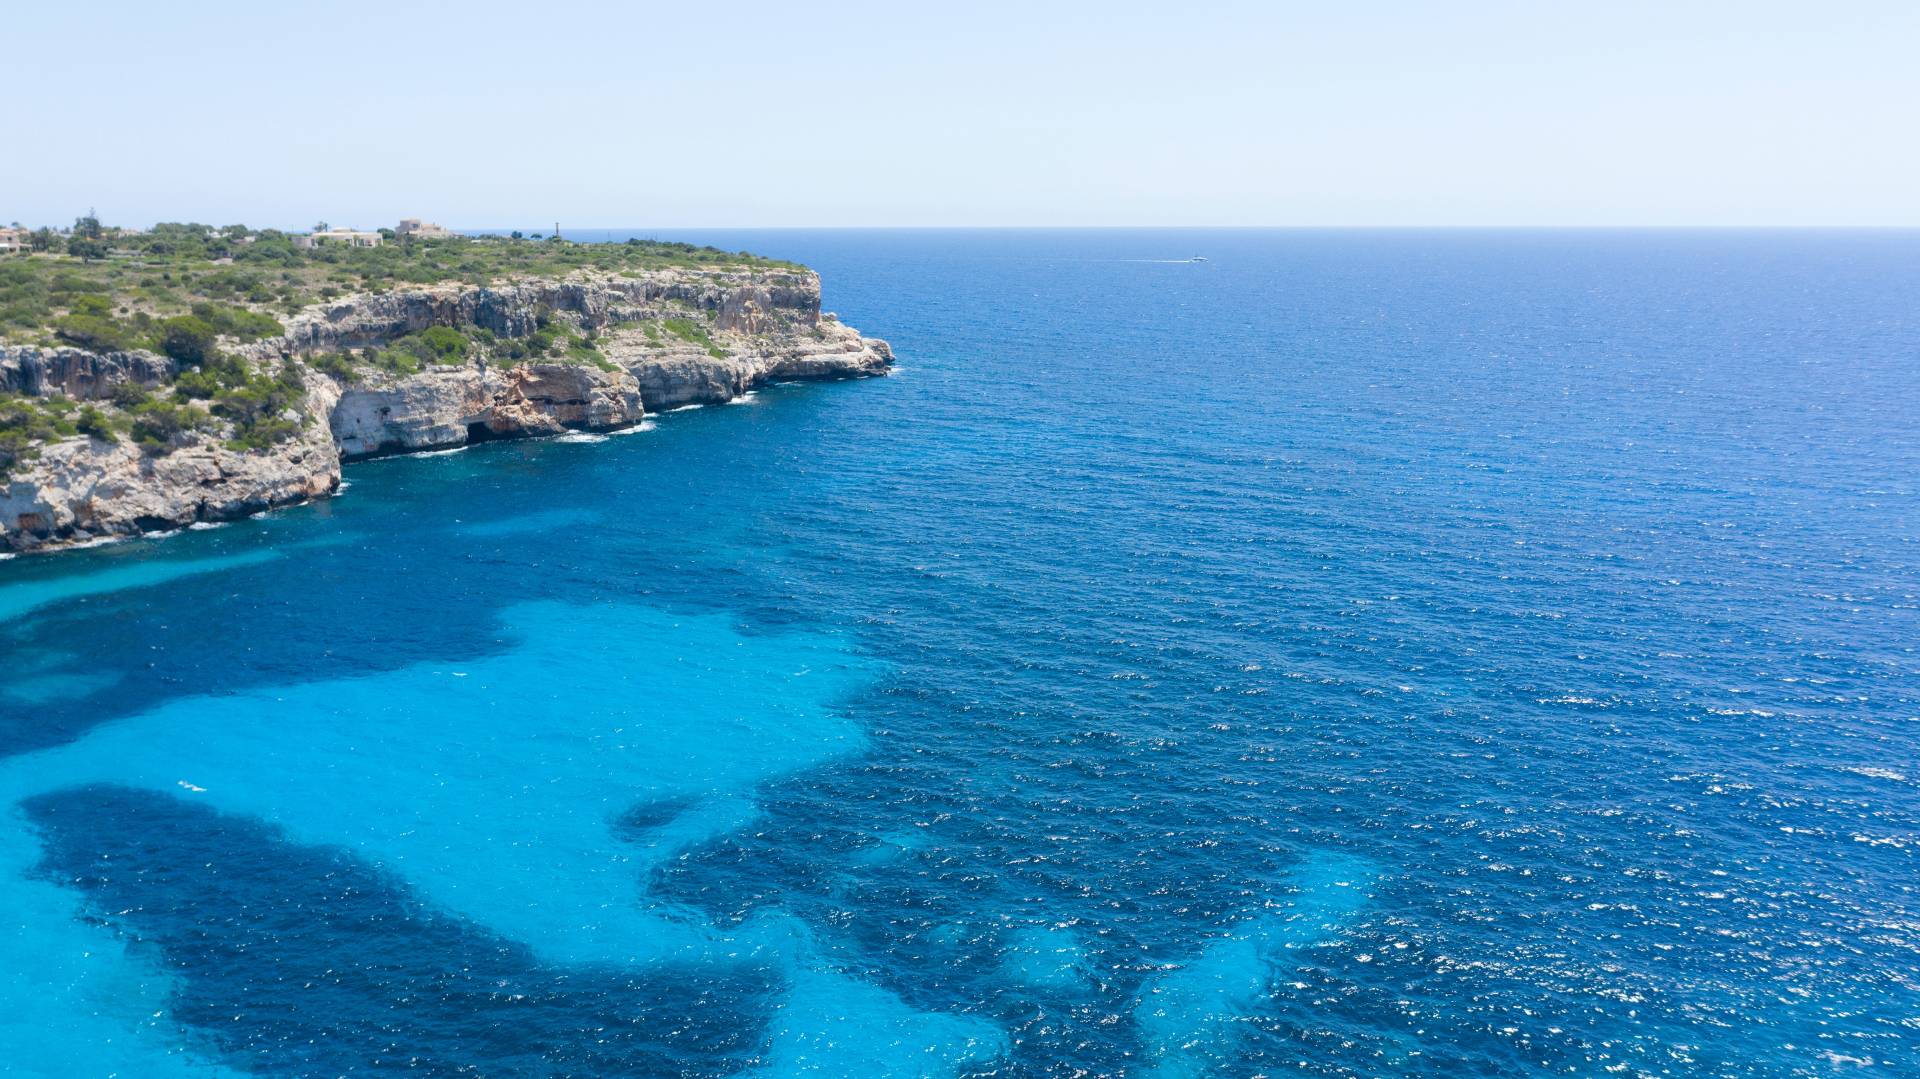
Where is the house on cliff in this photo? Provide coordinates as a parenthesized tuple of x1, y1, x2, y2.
(295, 227, 382, 249)
(396, 218, 456, 240)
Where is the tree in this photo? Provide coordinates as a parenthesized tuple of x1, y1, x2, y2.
(54, 308, 133, 350)
(510, 230, 524, 239)
(110, 381, 151, 409)
(158, 315, 218, 364)
(127, 397, 198, 454)
(416, 326, 468, 359)
(0, 397, 67, 477)
(75, 405, 117, 443)
(67, 236, 108, 261)
(73, 213, 103, 240)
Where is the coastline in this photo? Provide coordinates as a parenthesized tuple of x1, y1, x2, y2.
(0, 269, 891, 555)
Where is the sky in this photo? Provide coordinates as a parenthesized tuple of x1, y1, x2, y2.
(7, 1, 1917, 229)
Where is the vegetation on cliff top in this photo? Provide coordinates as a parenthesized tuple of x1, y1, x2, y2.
(307, 312, 620, 383)
(0, 353, 312, 478)
(1, 219, 799, 347)
(0, 218, 780, 477)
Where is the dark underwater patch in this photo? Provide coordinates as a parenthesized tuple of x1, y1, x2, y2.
(610, 794, 700, 838)
(23, 784, 777, 1078)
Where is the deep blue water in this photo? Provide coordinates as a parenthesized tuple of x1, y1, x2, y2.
(2, 229, 1917, 1077)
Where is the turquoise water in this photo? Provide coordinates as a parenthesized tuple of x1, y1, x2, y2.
(2, 230, 1917, 1076)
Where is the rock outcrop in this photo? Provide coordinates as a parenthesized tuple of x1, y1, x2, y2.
(328, 362, 646, 456)
(327, 368, 493, 458)
(2, 269, 889, 553)
(259, 271, 824, 361)
(611, 317, 892, 410)
(1, 377, 341, 547)
(1, 346, 178, 400)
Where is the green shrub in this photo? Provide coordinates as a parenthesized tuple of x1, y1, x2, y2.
(158, 315, 218, 363)
(111, 382, 210, 453)
(212, 362, 306, 450)
(311, 352, 357, 380)
(0, 263, 51, 329)
(172, 368, 221, 400)
(172, 353, 251, 398)
(563, 335, 615, 371)
(109, 382, 152, 409)
(416, 325, 468, 360)
(128, 397, 202, 453)
(53, 312, 136, 352)
(48, 275, 102, 304)
(523, 324, 560, 356)
(190, 301, 283, 341)
(75, 404, 117, 442)
(376, 327, 467, 370)
(0, 396, 75, 477)
(662, 317, 726, 359)
(360, 346, 419, 377)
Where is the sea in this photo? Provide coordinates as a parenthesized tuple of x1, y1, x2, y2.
(0, 229, 1916, 1077)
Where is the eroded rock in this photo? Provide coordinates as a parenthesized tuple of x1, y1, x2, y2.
(2, 270, 889, 552)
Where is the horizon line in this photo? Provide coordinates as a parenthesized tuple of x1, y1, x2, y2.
(22, 221, 1920, 233)
(471, 223, 1920, 232)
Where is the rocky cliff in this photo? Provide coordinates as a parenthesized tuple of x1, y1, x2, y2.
(1, 270, 889, 552)
(1, 346, 178, 399)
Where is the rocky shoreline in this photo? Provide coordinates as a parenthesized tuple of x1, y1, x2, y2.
(0, 270, 889, 553)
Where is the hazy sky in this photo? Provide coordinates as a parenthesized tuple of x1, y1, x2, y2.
(9, 1, 1917, 228)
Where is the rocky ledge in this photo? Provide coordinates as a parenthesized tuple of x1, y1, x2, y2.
(1, 270, 890, 552)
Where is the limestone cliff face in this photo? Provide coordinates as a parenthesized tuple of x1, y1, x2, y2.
(327, 368, 493, 457)
(259, 271, 824, 359)
(328, 363, 645, 457)
(2, 269, 889, 552)
(0, 377, 342, 546)
(612, 317, 892, 410)
(1, 346, 177, 399)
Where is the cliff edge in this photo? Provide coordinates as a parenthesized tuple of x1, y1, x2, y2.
(0, 269, 889, 552)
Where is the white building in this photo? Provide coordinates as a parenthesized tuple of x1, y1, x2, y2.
(295, 227, 382, 249)
(396, 218, 457, 240)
